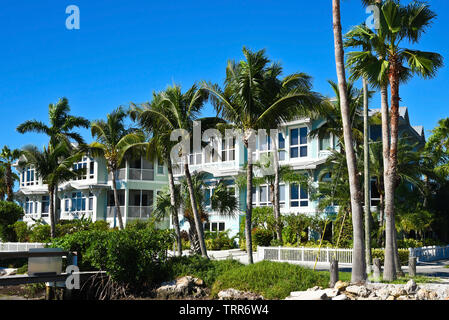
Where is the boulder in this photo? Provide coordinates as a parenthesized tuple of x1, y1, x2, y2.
(332, 294, 348, 301)
(156, 276, 206, 299)
(404, 279, 418, 294)
(218, 289, 264, 300)
(286, 290, 329, 300)
(334, 281, 349, 292)
(345, 285, 370, 298)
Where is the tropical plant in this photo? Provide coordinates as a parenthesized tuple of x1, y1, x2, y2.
(345, 0, 443, 281)
(0, 146, 21, 202)
(332, 0, 367, 282)
(130, 84, 209, 257)
(19, 143, 82, 237)
(89, 107, 146, 230)
(204, 47, 321, 263)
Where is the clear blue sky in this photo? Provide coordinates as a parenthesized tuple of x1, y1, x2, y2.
(1, 0, 448, 150)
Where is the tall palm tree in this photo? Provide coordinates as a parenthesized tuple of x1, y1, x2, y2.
(0, 166, 8, 201)
(17, 97, 90, 148)
(346, 0, 443, 281)
(89, 107, 147, 230)
(130, 84, 209, 257)
(204, 47, 321, 264)
(20, 143, 82, 237)
(0, 146, 21, 201)
(17, 97, 90, 222)
(130, 93, 184, 256)
(332, 0, 367, 282)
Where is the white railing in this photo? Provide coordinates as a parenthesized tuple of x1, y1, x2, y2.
(0, 242, 45, 252)
(257, 246, 353, 265)
(409, 245, 449, 262)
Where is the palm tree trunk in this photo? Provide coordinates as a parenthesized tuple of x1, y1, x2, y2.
(378, 192, 385, 246)
(332, 0, 366, 282)
(393, 226, 404, 276)
(272, 134, 282, 243)
(112, 169, 125, 230)
(49, 187, 56, 238)
(167, 161, 182, 256)
(383, 61, 400, 281)
(244, 139, 254, 264)
(184, 161, 208, 258)
(363, 77, 372, 273)
(5, 164, 13, 202)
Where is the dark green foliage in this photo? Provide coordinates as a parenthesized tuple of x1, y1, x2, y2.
(0, 201, 24, 241)
(162, 255, 243, 287)
(204, 231, 237, 250)
(211, 261, 329, 299)
(51, 227, 175, 289)
(12, 221, 31, 242)
(372, 248, 410, 266)
(252, 229, 273, 247)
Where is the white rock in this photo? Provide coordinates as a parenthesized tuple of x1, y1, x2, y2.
(332, 294, 348, 301)
(287, 290, 329, 300)
(345, 285, 370, 297)
(404, 279, 417, 294)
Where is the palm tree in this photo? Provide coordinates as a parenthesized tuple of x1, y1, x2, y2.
(130, 84, 209, 257)
(332, 0, 367, 282)
(20, 143, 82, 237)
(0, 166, 7, 200)
(130, 93, 184, 256)
(89, 107, 147, 230)
(346, 0, 443, 281)
(309, 80, 366, 151)
(153, 173, 237, 254)
(204, 47, 321, 264)
(17, 97, 90, 148)
(0, 146, 21, 201)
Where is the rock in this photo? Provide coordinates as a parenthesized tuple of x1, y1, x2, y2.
(386, 296, 396, 300)
(323, 288, 339, 298)
(286, 290, 329, 300)
(334, 281, 349, 292)
(390, 287, 407, 298)
(193, 278, 204, 287)
(404, 279, 417, 294)
(345, 285, 370, 298)
(332, 294, 348, 301)
(0, 270, 6, 277)
(375, 287, 390, 300)
(417, 288, 432, 300)
(218, 289, 263, 300)
(307, 286, 323, 291)
(156, 276, 206, 299)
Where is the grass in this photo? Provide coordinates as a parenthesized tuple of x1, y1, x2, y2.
(210, 260, 332, 300)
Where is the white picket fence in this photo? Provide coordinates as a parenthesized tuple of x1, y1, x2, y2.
(0, 242, 45, 252)
(258, 245, 449, 265)
(257, 246, 353, 265)
(409, 245, 449, 263)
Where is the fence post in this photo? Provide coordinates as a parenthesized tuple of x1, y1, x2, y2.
(373, 258, 382, 282)
(329, 259, 339, 288)
(408, 256, 417, 278)
(301, 247, 304, 262)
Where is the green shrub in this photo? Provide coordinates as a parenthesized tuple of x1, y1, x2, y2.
(0, 201, 24, 242)
(372, 248, 410, 266)
(205, 231, 237, 250)
(211, 260, 329, 299)
(29, 224, 51, 243)
(13, 221, 31, 242)
(397, 238, 423, 249)
(162, 255, 243, 287)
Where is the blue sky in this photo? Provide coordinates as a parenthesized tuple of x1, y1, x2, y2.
(1, 0, 448, 150)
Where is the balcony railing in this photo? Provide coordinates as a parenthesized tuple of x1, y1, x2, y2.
(127, 206, 153, 219)
(129, 168, 154, 181)
(107, 206, 125, 218)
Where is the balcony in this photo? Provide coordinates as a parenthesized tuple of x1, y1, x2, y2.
(127, 206, 153, 219)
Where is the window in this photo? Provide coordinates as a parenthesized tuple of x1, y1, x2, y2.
(107, 190, 125, 207)
(371, 179, 381, 206)
(25, 197, 34, 214)
(22, 167, 36, 186)
(279, 184, 285, 208)
(204, 222, 225, 232)
(42, 196, 49, 216)
(71, 192, 86, 212)
(259, 186, 270, 206)
(157, 160, 164, 175)
(278, 132, 286, 161)
(290, 127, 308, 158)
(205, 137, 219, 163)
(72, 157, 94, 180)
(319, 133, 331, 151)
(290, 183, 308, 207)
(205, 188, 211, 207)
(221, 137, 236, 162)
